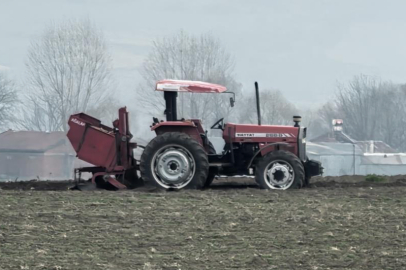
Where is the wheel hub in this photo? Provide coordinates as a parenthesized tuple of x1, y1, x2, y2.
(272, 168, 286, 181)
(155, 148, 194, 185)
(265, 161, 295, 189)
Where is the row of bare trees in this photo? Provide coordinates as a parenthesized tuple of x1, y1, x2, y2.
(23, 20, 113, 132)
(0, 19, 121, 132)
(0, 22, 248, 134)
(231, 74, 406, 153)
(238, 89, 297, 126)
(2, 19, 404, 152)
(138, 31, 242, 129)
(0, 19, 300, 136)
(0, 73, 18, 127)
(315, 75, 406, 151)
(137, 31, 298, 136)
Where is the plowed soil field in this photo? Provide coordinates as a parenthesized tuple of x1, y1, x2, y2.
(1, 176, 406, 269)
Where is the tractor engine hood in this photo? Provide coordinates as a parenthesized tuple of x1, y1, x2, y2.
(223, 123, 299, 143)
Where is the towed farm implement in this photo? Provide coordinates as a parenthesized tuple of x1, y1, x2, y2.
(67, 80, 322, 190)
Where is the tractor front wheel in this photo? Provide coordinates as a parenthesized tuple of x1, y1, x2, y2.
(255, 150, 304, 190)
(140, 132, 209, 190)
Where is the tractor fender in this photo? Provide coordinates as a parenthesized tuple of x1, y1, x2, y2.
(153, 124, 204, 146)
(151, 121, 196, 131)
(246, 142, 289, 169)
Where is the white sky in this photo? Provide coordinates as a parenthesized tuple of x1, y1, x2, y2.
(1, 0, 406, 110)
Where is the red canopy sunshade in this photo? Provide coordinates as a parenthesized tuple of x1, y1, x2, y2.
(156, 79, 227, 93)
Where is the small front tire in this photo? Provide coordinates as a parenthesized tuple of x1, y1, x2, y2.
(255, 150, 304, 190)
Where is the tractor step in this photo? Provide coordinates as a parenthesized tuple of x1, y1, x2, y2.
(209, 163, 233, 167)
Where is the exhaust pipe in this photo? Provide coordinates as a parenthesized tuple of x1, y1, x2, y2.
(255, 82, 261, 125)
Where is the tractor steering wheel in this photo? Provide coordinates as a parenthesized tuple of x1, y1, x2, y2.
(210, 118, 224, 129)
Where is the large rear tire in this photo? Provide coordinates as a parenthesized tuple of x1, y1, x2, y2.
(255, 150, 304, 190)
(140, 132, 209, 190)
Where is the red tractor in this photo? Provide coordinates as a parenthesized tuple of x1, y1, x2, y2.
(67, 79, 322, 190)
(139, 80, 322, 190)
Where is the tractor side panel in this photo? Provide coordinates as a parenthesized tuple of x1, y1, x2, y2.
(258, 143, 297, 156)
(223, 123, 299, 156)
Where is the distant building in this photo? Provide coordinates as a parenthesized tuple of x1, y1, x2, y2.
(0, 130, 86, 181)
(308, 120, 406, 176)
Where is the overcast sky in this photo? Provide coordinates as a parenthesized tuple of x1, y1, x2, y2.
(1, 0, 406, 109)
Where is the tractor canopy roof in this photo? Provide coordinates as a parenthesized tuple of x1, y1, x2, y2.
(156, 79, 227, 93)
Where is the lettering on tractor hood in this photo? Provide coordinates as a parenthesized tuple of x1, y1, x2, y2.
(236, 133, 296, 138)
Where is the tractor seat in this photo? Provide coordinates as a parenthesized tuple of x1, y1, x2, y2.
(207, 137, 225, 155)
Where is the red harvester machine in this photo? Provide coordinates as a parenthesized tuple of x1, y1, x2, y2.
(67, 107, 142, 190)
(67, 80, 322, 190)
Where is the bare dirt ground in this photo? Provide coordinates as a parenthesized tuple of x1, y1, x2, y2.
(1, 176, 406, 269)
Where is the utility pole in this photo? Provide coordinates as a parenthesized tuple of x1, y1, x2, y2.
(180, 34, 184, 117)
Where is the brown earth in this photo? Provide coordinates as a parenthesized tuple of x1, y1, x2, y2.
(0, 180, 75, 191)
(1, 176, 406, 269)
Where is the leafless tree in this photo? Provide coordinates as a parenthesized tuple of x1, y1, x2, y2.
(0, 73, 18, 128)
(317, 74, 406, 151)
(22, 19, 113, 132)
(138, 31, 242, 129)
(300, 109, 324, 139)
(238, 89, 297, 125)
(334, 75, 385, 140)
(375, 84, 406, 150)
(86, 96, 127, 125)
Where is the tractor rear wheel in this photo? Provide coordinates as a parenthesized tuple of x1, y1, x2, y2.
(140, 132, 209, 190)
(255, 150, 304, 190)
